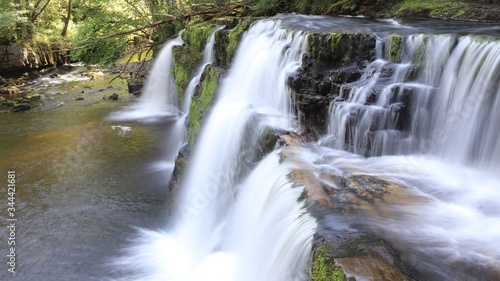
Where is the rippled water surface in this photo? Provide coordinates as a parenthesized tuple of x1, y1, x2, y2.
(0, 68, 174, 281)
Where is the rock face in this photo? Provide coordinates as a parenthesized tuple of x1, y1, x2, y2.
(289, 33, 377, 135)
(0, 43, 67, 73)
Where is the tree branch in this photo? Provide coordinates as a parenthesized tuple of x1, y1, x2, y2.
(57, 4, 243, 53)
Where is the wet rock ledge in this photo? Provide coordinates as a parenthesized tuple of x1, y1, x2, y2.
(0, 42, 68, 73)
(289, 32, 377, 135)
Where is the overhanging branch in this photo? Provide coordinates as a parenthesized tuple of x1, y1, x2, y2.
(57, 4, 243, 53)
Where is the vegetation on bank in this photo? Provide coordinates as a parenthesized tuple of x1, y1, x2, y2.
(1, 0, 497, 68)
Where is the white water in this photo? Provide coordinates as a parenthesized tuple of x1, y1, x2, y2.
(429, 37, 500, 173)
(322, 32, 500, 279)
(289, 143, 500, 279)
(112, 16, 500, 281)
(325, 34, 500, 170)
(114, 20, 317, 281)
(108, 35, 184, 122)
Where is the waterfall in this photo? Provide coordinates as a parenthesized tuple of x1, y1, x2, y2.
(429, 37, 500, 173)
(181, 25, 225, 114)
(108, 35, 184, 122)
(322, 28, 500, 280)
(326, 33, 500, 172)
(113, 20, 316, 281)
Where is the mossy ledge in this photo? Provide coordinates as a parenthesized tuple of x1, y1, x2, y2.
(173, 23, 216, 103)
(188, 65, 218, 145)
(172, 18, 253, 145)
(214, 18, 253, 68)
(289, 32, 376, 134)
(0, 41, 68, 73)
(385, 34, 404, 63)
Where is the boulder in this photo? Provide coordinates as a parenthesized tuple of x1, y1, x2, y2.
(109, 93, 119, 100)
(127, 79, 143, 96)
(289, 32, 377, 134)
(0, 43, 68, 73)
(13, 103, 31, 112)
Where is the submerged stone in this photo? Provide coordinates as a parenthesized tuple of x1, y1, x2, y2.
(13, 103, 31, 112)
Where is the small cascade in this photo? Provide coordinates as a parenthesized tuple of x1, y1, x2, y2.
(322, 26, 500, 280)
(429, 37, 500, 172)
(114, 20, 316, 281)
(326, 33, 500, 169)
(108, 35, 184, 122)
(181, 25, 225, 114)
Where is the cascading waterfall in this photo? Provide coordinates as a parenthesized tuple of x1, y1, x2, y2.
(322, 28, 500, 280)
(113, 20, 317, 281)
(157, 26, 225, 177)
(112, 15, 499, 281)
(326, 33, 500, 169)
(181, 25, 225, 114)
(429, 37, 500, 172)
(108, 35, 184, 122)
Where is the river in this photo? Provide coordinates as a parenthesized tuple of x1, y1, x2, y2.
(0, 66, 175, 280)
(1, 14, 500, 281)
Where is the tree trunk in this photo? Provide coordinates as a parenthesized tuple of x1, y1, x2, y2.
(61, 0, 72, 37)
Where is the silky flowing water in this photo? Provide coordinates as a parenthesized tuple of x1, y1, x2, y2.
(1, 15, 499, 281)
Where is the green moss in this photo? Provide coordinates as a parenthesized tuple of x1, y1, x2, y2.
(308, 33, 343, 55)
(188, 66, 218, 145)
(310, 244, 348, 281)
(328, 33, 343, 52)
(226, 21, 247, 61)
(118, 50, 153, 63)
(385, 34, 403, 63)
(412, 42, 426, 65)
(172, 22, 216, 102)
(214, 18, 252, 68)
(393, 0, 469, 19)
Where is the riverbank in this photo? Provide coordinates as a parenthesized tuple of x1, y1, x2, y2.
(342, 0, 500, 22)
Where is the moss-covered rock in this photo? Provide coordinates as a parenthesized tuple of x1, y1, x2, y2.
(311, 243, 349, 281)
(188, 65, 218, 145)
(289, 32, 376, 134)
(385, 34, 404, 63)
(0, 41, 68, 73)
(12, 103, 31, 112)
(214, 18, 253, 68)
(173, 23, 216, 103)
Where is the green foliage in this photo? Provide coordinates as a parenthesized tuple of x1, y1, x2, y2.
(340, 0, 360, 12)
(69, 0, 147, 65)
(244, 0, 361, 15)
(394, 0, 469, 18)
(71, 38, 127, 65)
(245, 0, 291, 15)
(0, 2, 31, 43)
(310, 244, 348, 281)
(294, 0, 332, 14)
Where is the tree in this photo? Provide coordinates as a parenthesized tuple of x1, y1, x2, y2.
(61, 0, 72, 37)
